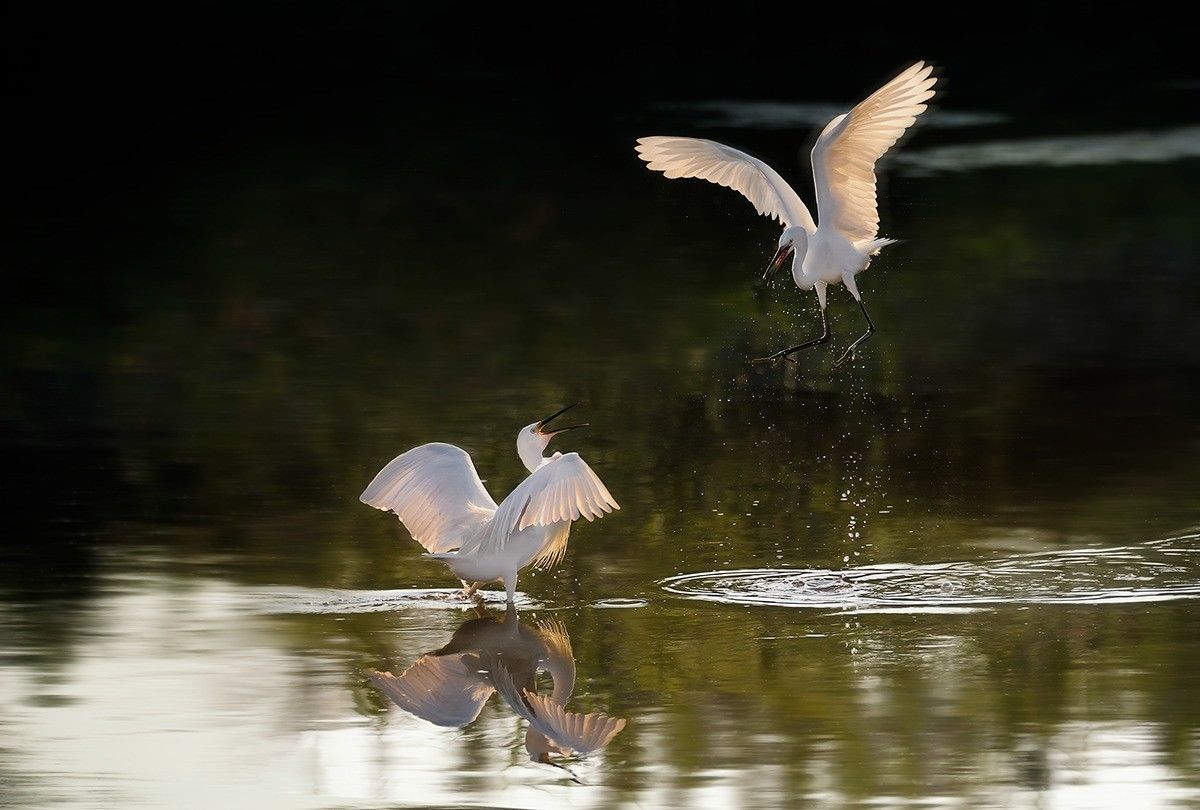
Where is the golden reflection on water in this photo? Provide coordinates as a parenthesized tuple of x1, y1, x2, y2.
(3, 563, 1199, 808)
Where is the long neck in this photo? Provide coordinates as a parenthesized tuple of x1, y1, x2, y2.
(518, 436, 546, 474)
(791, 233, 810, 283)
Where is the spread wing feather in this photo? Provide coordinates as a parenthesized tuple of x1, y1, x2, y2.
(811, 62, 937, 242)
(369, 655, 493, 727)
(493, 664, 626, 755)
(359, 443, 498, 552)
(465, 453, 618, 555)
(636, 136, 816, 231)
(531, 521, 572, 571)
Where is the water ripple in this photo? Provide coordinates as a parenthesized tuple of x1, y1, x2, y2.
(661, 534, 1200, 611)
(592, 598, 649, 609)
(250, 587, 528, 614)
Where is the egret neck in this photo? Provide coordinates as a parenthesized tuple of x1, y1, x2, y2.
(517, 428, 551, 473)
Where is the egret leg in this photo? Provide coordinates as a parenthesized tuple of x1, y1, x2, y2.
(504, 578, 516, 604)
(833, 299, 876, 369)
(751, 306, 830, 364)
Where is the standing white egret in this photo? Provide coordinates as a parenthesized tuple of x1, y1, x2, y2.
(636, 62, 938, 367)
(359, 404, 619, 603)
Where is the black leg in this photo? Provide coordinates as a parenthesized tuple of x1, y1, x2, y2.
(751, 307, 830, 364)
(833, 299, 876, 368)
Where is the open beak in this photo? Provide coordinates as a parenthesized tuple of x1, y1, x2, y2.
(762, 243, 793, 285)
(535, 402, 588, 436)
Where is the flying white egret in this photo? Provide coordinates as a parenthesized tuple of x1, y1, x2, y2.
(637, 61, 938, 367)
(368, 604, 627, 764)
(359, 404, 619, 603)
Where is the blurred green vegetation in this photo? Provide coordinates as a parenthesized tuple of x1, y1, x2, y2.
(2, 120, 1199, 804)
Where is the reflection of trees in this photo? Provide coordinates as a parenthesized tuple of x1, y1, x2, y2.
(3, 144, 1200, 634)
(2, 133, 1199, 801)
(549, 601, 1200, 804)
(10, 154, 1196, 558)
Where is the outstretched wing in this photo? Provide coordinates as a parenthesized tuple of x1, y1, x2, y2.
(493, 664, 626, 756)
(811, 62, 937, 242)
(636, 136, 816, 231)
(531, 521, 572, 571)
(466, 453, 619, 555)
(537, 619, 578, 706)
(360, 442, 498, 552)
(369, 655, 493, 727)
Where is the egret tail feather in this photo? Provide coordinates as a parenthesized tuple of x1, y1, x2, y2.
(865, 237, 899, 255)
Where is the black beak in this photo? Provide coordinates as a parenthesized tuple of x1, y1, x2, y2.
(535, 402, 588, 436)
(761, 243, 793, 285)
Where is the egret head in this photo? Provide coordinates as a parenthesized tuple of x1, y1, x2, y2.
(762, 226, 808, 284)
(517, 403, 588, 472)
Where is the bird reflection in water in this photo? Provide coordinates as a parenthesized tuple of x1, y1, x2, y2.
(369, 604, 626, 767)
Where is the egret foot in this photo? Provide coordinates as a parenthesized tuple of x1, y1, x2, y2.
(831, 299, 875, 369)
(750, 352, 800, 366)
(751, 307, 831, 366)
(832, 346, 856, 369)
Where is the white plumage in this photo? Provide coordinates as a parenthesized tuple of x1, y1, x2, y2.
(359, 443, 496, 553)
(493, 663, 627, 758)
(637, 61, 938, 367)
(812, 61, 937, 242)
(636, 137, 815, 230)
(461, 451, 616, 553)
(360, 404, 619, 602)
(368, 605, 626, 763)
(369, 653, 492, 727)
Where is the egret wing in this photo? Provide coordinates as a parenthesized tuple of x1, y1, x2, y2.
(537, 618, 577, 701)
(493, 664, 626, 755)
(360, 442, 498, 552)
(636, 136, 816, 231)
(467, 453, 619, 555)
(531, 521, 572, 571)
(811, 62, 937, 242)
(369, 654, 493, 727)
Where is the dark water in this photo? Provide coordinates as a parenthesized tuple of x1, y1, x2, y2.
(4, 83, 1200, 807)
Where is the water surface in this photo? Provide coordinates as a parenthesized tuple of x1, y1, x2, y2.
(4, 86, 1200, 807)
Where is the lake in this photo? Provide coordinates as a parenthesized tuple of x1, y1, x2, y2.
(3, 82, 1199, 808)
